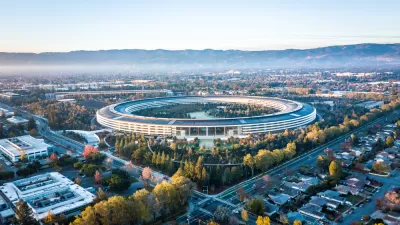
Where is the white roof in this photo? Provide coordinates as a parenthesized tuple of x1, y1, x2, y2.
(6, 116, 28, 124)
(0, 172, 94, 220)
(0, 135, 51, 157)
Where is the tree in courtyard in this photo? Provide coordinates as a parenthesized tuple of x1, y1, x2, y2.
(248, 198, 265, 216)
(94, 170, 102, 185)
(241, 209, 249, 224)
(329, 161, 342, 179)
(256, 216, 270, 225)
(12, 200, 39, 225)
(243, 154, 255, 177)
(142, 167, 152, 186)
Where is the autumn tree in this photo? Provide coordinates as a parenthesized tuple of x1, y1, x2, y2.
(75, 177, 82, 185)
(142, 167, 152, 186)
(83, 145, 98, 158)
(256, 216, 270, 225)
(293, 220, 302, 225)
(152, 181, 179, 216)
(241, 209, 249, 224)
(171, 175, 194, 206)
(372, 162, 390, 174)
(94, 170, 102, 185)
(386, 136, 394, 148)
(329, 161, 342, 179)
(94, 188, 108, 203)
(243, 154, 255, 177)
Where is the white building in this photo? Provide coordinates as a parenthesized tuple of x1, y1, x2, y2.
(0, 135, 53, 162)
(6, 116, 28, 124)
(0, 172, 95, 221)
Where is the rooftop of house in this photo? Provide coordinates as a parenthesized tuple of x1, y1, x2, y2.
(270, 193, 291, 205)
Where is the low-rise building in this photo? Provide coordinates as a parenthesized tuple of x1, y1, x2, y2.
(318, 190, 346, 205)
(0, 172, 95, 222)
(298, 203, 325, 220)
(6, 116, 28, 124)
(0, 135, 53, 162)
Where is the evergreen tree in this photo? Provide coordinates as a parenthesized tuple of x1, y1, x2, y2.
(27, 117, 37, 131)
(13, 200, 39, 225)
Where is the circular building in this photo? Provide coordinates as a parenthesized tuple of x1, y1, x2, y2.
(96, 96, 316, 138)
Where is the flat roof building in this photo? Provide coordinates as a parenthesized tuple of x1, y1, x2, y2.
(0, 172, 95, 222)
(0, 135, 53, 162)
(6, 116, 28, 124)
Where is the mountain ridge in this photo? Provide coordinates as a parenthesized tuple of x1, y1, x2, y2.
(1, 43, 400, 68)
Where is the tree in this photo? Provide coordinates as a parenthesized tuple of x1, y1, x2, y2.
(372, 162, 390, 174)
(171, 175, 194, 206)
(43, 211, 57, 224)
(213, 206, 231, 223)
(293, 220, 302, 225)
(94, 170, 102, 185)
(75, 177, 82, 185)
(49, 153, 58, 164)
(329, 161, 342, 179)
(152, 181, 179, 215)
(12, 200, 39, 225)
(207, 222, 220, 225)
(241, 209, 249, 224)
(386, 136, 394, 147)
(243, 154, 255, 177)
(94, 188, 108, 203)
(256, 216, 270, 225)
(82, 145, 98, 158)
(316, 155, 331, 171)
(376, 198, 384, 209)
(20, 151, 27, 161)
(27, 117, 37, 131)
(142, 167, 152, 186)
(248, 198, 265, 216)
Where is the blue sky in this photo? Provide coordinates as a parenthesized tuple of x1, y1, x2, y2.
(0, 0, 399, 52)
